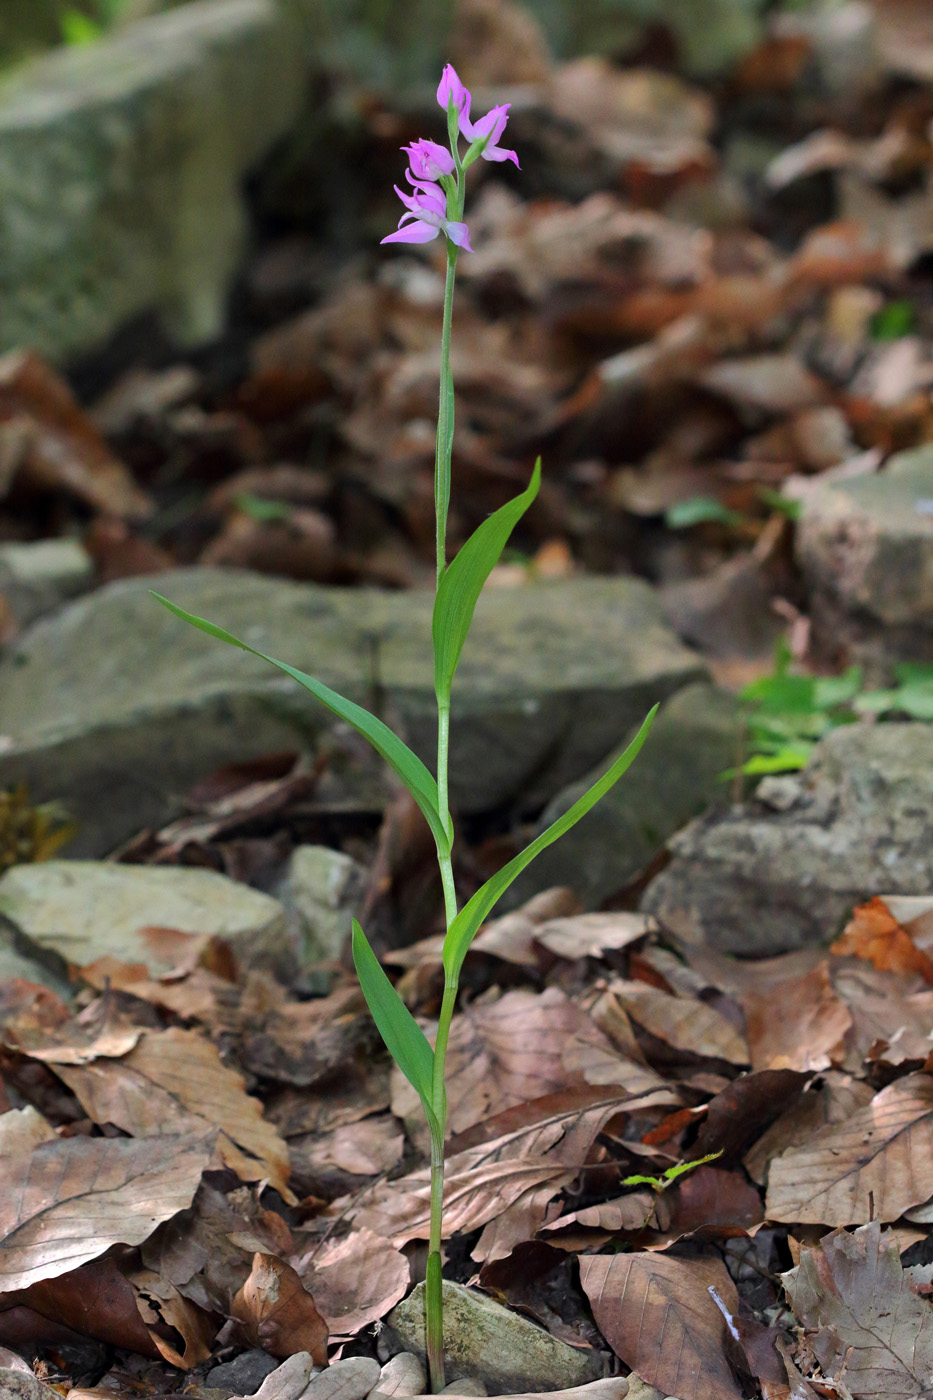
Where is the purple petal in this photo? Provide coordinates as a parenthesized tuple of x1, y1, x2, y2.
(404, 138, 455, 181)
(468, 103, 510, 143)
(381, 222, 440, 245)
(445, 220, 473, 252)
(482, 145, 520, 167)
(437, 63, 470, 117)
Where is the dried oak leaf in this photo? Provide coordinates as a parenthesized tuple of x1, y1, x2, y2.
(231, 1253, 328, 1363)
(832, 897, 933, 985)
(606, 979, 749, 1065)
(766, 1072, 933, 1226)
(579, 1252, 743, 1400)
(0, 1133, 211, 1291)
(443, 987, 662, 1134)
(744, 1072, 874, 1187)
(302, 1226, 409, 1337)
(53, 1026, 292, 1200)
(782, 1220, 933, 1398)
(741, 961, 852, 1073)
(2, 1256, 159, 1357)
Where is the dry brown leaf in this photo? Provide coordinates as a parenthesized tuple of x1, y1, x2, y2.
(579, 1252, 743, 1400)
(832, 962, 933, 1069)
(607, 979, 749, 1065)
(0, 1107, 56, 1157)
(3, 1256, 160, 1358)
(766, 1072, 933, 1225)
(301, 1227, 409, 1338)
(0, 1133, 210, 1291)
(353, 1089, 669, 1246)
(534, 913, 655, 961)
(53, 1027, 292, 1200)
(831, 896, 933, 985)
(128, 1264, 217, 1368)
(443, 987, 656, 1134)
(741, 961, 852, 1072)
(0, 349, 151, 518)
(665, 1166, 764, 1237)
(782, 1221, 933, 1398)
(231, 1253, 328, 1363)
(744, 1072, 874, 1186)
(541, 1191, 659, 1247)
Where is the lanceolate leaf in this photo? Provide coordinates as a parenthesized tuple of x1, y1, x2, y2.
(443, 705, 657, 984)
(352, 920, 436, 1117)
(151, 594, 451, 855)
(433, 459, 541, 701)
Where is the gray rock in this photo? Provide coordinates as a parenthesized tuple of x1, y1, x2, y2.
(367, 1353, 426, 1400)
(0, 539, 94, 631)
(385, 1281, 605, 1396)
(302, 1359, 381, 1400)
(277, 845, 366, 966)
(206, 1351, 280, 1399)
(640, 721, 933, 955)
(0, 1370, 60, 1400)
(230, 1353, 315, 1400)
(0, 860, 293, 977)
(506, 683, 740, 910)
(793, 445, 933, 674)
(0, 0, 305, 363)
(0, 568, 703, 856)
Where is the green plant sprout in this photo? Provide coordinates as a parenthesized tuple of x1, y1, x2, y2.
(153, 65, 656, 1393)
(725, 639, 933, 779)
(620, 1149, 722, 1193)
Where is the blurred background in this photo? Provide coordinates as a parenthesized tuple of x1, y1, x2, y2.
(0, 0, 931, 895)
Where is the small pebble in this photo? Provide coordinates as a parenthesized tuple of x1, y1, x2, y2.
(301, 1357, 382, 1400)
(231, 1352, 315, 1400)
(207, 1350, 279, 1397)
(439, 1380, 487, 1396)
(367, 1353, 427, 1398)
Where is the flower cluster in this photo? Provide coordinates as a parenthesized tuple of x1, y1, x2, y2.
(381, 64, 519, 251)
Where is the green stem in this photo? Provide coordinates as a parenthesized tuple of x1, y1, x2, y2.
(425, 978, 459, 1391)
(435, 249, 458, 585)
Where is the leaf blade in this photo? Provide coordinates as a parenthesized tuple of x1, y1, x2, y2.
(433, 459, 541, 699)
(150, 592, 450, 854)
(352, 919, 435, 1111)
(443, 705, 657, 983)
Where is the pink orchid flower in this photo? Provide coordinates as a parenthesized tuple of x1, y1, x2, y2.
(437, 64, 470, 121)
(381, 179, 472, 251)
(403, 138, 456, 183)
(460, 102, 519, 167)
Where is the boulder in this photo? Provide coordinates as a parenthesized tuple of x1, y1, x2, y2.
(0, 539, 94, 631)
(792, 445, 933, 675)
(276, 844, 366, 965)
(0, 568, 704, 855)
(640, 722, 933, 955)
(0, 0, 305, 363)
(506, 682, 740, 910)
(0, 859, 293, 977)
(385, 1281, 605, 1395)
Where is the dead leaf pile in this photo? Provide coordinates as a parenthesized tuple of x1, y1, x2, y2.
(1, 891, 932, 1397)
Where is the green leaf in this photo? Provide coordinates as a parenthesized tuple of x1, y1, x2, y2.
(442, 704, 657, 984)
(665, 496, 745, 530)
(757, 487, 801, 520)
(739, 747, 811, 775)
(433, 460, 541, 700)
(870, 300, 915, 341)
(61, 9, 103, 43)
(352, 920, 436, 1114)
(234, 493, 292, 523)
(151, 592, 451, 854)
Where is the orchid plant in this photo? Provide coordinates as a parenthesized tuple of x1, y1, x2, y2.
(154, 65, 655, 1393)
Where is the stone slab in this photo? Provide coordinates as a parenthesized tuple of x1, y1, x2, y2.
(385, 1282, 604, 1395)
(792, 445, 933, 673)
(0, 568, 704, 856)
(0, 859, 292, 977)
(506, 682, 740, 910)
(0, 0, 305, 362)
(640, 721, 933, 955)
(0, 539, 94, 630)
